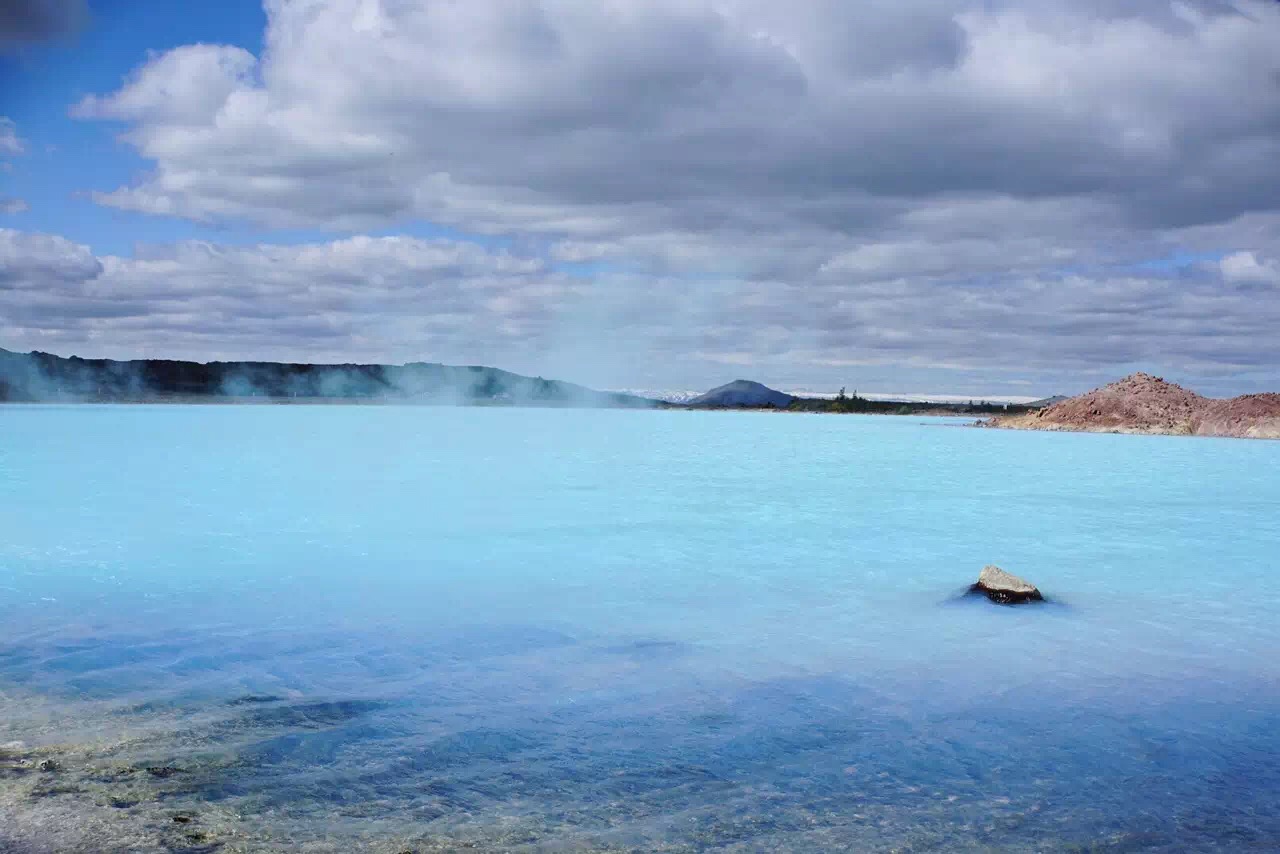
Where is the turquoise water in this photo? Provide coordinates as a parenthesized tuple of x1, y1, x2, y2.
(1, 404, 1278, 852)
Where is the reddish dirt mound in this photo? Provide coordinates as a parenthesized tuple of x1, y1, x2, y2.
(1025, 372, 1203, 434)
(1195, 393, 1280, 439)
(988, 373, 1280, 439)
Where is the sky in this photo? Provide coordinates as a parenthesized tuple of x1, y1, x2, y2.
(2, 0, 1280, 397)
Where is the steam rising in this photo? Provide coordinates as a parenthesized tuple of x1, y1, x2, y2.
(0, 347, 653, 407)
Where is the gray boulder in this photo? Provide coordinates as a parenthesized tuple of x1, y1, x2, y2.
(969, 565, 1043, 604)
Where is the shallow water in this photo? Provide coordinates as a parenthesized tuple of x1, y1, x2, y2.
(1, 404, 1278, 852)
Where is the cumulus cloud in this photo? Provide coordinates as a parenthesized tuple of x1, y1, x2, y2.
(0, 0, 86, 51)
(0, 197, 26, 214)
(72, 0, 1280, 241)
(0, 228, 595, 374)
(0, 228, 101, 288)
(1219, 250, 1280, 287)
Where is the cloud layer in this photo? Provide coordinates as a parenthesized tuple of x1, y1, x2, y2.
(8, 0, 1280, 394)
(74, 0, 1280, 242)
(3, 225, 1278, 396)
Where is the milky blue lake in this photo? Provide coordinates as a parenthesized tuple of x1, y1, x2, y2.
(2, 404, 1278, 851)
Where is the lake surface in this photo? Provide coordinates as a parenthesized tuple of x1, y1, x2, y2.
(1, 404, 1278, 852)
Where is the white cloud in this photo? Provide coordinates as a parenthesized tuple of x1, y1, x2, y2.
(74, 44, 258, 126)
(0, 228, 101, 287)
(0, 117, 23, 155)
(1219, 250, 1280, 287)
(0, 228, 589, 372)
(71, 0, 1280, 243)
(0, 197, 28, 215)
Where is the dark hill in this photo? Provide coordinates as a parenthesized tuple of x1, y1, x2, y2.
(689, 380, 793, 408)
(0, 347, 653, 408)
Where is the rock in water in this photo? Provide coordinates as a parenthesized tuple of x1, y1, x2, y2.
(970, 565, 1043, 604)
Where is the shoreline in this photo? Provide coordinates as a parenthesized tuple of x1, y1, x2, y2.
(6, 390, 1276, 440)
(0, 398, 1026, 418)
(977, 418, 1280, 441)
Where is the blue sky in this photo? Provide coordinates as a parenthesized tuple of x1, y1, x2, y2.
(3, 0, 543, 256)
(2, 0, 266, 250)
(2, 0, 1280, 396)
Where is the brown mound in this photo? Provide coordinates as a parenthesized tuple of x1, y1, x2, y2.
(1195, 393, 1280, 439)
(1027, 372, 1203, 434)
(987, 373, 1280, 439)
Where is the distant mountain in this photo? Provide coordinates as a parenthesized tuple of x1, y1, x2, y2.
(987, 372, 1280, 439)
(0, 347, 654, 408)
(688, 379, 794, 408)
(1027, 394, 1068, 407)
(608, 388, 704, 404)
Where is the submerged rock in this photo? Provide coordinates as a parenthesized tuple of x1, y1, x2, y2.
(969, 565, 1043, 604)
(144, 765, 183, 778)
